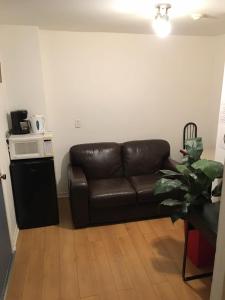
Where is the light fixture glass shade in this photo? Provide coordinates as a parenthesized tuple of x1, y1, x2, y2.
(152, 16, 172, 38)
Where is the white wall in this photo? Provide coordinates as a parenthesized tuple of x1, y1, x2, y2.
(40, 31, 222, 194)
(0, 26, 46, 117)
(0, 25, 47, 247)
(0, 26, 223, 197)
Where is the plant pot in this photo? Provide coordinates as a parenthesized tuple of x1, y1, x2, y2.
(184, 221, 215, 268)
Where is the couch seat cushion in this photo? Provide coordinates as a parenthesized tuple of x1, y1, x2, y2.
(129, 174, 161, 204)
(89, 178, 136, 208)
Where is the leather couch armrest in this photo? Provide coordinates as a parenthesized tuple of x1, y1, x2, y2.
(68, 165, 89, 228)
(163, 158, 180, 172)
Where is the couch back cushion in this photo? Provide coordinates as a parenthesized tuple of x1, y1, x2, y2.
(70, 143, 123, 179)
(123, 139, 170, 176)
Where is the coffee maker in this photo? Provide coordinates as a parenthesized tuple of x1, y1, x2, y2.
(10, 110, 30, 134)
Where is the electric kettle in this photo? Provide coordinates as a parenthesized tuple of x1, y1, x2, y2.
(30, 115, 45, 134)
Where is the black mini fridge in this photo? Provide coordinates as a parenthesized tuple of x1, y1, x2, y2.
(10, 158, 59, 229)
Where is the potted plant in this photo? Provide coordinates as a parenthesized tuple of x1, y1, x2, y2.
(154, 137, 223, 222)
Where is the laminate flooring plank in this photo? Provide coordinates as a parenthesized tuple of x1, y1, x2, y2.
(150, 217, 177, 237)
(22, 227, 46, 300)
(6, 202, 211, 300)
(160, 232, 184, 264)
(155, 253, 200, 300)
(74, 228, 98, 299)
(81, 296, 100, 300)
(6, 229, 34, 300)
(59, 226, 79, 300)
(186, 278, 212, 300)
(92, 240, 119, 300)
(42, 226, 60, 300)
(153, 282, 179, 300)
(118, 289, 139, 300)
(106, 223, 128, 238)
(125, 222, 168, 284)
(118, 232, 159, 300)
(87, 226, 103, 243)
(136, 219, 157, 237)
(146, 219, 206, 300)
(99, 227, 133, 291)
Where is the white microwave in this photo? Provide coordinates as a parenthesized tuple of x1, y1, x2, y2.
(8, 132, 54, 160)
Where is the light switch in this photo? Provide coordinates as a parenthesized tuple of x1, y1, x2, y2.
(75, 119, 81, 128)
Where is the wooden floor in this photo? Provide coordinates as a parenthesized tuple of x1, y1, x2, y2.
(6, 198, 211, 300)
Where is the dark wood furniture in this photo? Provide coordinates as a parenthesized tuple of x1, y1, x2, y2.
(183, 122, 197, 148)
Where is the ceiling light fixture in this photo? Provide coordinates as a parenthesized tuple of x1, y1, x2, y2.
(152, 3, 172, 38)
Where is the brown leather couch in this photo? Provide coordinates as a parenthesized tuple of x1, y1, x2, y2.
(68, 139, 177, 228)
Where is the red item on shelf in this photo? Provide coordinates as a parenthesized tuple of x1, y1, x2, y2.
(185, 224, 215, 268)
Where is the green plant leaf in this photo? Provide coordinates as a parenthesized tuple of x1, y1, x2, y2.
(154, 136, 223, 223)
(160, 169, 182, 177)
(154, 178, 188, 195)
(176, 164, 191, 175)
(192, 159, 223, 180)
(182, 155, 190, 165)
(185, 138, 203, 162)
(187, 171, 211, 196)
(188, 172, 198, 181)
(160, 199, 183, 206)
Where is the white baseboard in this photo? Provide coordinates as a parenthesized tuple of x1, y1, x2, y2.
(12, 227, 19, 251)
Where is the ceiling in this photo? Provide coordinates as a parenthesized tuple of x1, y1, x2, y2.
(0, 0, 225, 36)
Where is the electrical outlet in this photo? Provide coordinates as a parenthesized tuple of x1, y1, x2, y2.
(75, 119, 81, 128)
